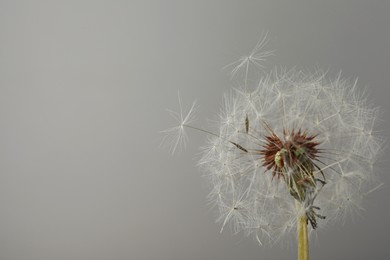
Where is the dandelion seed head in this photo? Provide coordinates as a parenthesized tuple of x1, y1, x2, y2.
(162, 38, 384, 247)
(199, 69, 383, 245)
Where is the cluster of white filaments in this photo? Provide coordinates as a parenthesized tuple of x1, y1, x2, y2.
(196, 69, 383, 246)
(162, 38, 383, 246)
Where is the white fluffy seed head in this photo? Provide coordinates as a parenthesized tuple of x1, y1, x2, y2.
(162, 36, 384, 246)
(198, 69, 384, 246)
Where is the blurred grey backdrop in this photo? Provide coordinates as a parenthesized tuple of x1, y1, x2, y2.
(1, 1, 389, 259)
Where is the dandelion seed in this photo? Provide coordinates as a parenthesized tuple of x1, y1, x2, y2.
(160, 92, 197, 154)
(245, 114, 249, 133)
(223, 31, 274, 86)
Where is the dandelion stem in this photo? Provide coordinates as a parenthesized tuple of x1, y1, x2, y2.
(297, 213, 309, 260)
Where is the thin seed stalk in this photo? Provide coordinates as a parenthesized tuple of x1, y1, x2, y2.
(297, 214, 309, 260)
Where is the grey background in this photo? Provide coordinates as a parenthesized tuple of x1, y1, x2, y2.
(0, 0, 389, 259)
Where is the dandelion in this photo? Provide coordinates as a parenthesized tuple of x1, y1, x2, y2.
(162, 37, 384, 260)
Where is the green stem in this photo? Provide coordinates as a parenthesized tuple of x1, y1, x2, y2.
(298, 214, 309, 260)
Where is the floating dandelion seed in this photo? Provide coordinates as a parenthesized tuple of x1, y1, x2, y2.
(160, 92, 197, 154)
(162, 36, 384, 259)
(223, 31, 274, 86)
